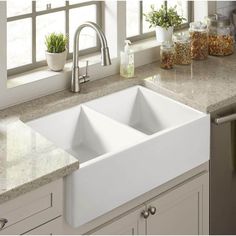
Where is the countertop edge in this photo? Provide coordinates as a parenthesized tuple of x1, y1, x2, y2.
(0, 161, 79, 205)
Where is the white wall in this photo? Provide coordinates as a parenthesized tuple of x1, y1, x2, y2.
(216, 1, 236, 17)
(194, 1, 209, 21)
(194, 1, 236, 22)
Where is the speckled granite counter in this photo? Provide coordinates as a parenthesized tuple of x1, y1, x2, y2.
(0, 120, 79, 204)
(0, 53, 236, 204)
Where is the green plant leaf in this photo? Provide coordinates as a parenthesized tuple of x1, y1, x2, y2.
(143, 3, 186, 30)
(45, 32, 68, 53)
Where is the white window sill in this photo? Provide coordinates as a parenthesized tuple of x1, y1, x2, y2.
(7, 36, 161, 89)
(130, 27, 188, 52)
(131, 36, 160, 52)
(7, 52, 103, 89)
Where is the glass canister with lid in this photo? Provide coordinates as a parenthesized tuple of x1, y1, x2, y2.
(160, 41, 175, 69)
(173, 33, 191, 65)
(189, 21, 208, 60)
(207, 14, 234, 56)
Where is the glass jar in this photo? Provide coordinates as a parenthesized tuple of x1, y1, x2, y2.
(207, 14, 234, 56)
(189, 21, 208, 60)
(173, 33, 191, 65)
(160, 41, 175, 69)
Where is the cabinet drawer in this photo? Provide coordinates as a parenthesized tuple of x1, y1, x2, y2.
(23, 217, 63, 235)
(0, 179, 62, 235)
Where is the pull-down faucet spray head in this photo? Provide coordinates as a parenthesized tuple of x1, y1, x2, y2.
(101, 47, 111, 66)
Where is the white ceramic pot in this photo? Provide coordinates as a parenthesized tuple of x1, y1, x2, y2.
(155, 26, 174, 43)
(45, 49, 67, 72)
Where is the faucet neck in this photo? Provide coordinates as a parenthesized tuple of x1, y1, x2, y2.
(72, 21, 109, 68)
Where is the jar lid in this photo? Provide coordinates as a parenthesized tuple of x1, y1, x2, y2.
(190, 21, 207, 31)
(208, 14, 230, 27)
(161, 41, 174, 49)
(173, 33, 190, 43)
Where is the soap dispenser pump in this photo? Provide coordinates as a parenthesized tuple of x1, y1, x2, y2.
(120, 40, 134, 78)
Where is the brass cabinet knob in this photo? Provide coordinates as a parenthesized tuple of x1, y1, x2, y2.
(141, 210, 150, 219)
(0, 218, 8, 230)
(148, 206, 157, 215)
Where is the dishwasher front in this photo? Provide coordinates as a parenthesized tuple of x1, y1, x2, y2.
(211, 108, 236, 234)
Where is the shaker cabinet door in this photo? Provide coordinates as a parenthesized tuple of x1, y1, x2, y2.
(90, 205, 146, 235)
(146, 173, 209, 235)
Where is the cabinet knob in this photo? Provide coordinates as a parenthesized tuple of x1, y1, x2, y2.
(148, 206, 157, 215)
(0, 218, 8, 230)
(141, 210, 149, 219)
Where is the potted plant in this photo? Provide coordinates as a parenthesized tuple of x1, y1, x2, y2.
(144, 3, 185, 43)
(45, 33, 68, 71)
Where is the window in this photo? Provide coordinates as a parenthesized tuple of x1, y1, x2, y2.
(7, 0, 101, 76)
(126, 0, 192, 41)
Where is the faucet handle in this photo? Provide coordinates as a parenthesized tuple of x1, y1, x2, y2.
(79, 60, 90, 84)
(85, 60, 89, 78)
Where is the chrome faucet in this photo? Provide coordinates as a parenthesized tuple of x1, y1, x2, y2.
(71, 21, 112, 92)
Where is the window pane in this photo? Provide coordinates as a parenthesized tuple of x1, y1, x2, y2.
(126, 1, 140, 38)
(69, 5, 97, 52)
(36, 0, 66, 11)
(167, 0, 188, 23)
(7, 19, 32, 69)
(7, 0, 32, 17)
(36, 11, 65, 61)
(143, 0, 164, 33)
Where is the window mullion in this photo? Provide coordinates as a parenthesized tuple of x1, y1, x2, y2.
(32, 1, 36, 64)
(139, 1, 143, 35)
(65, 1, 69, 57)
(96, 1, 102, 51)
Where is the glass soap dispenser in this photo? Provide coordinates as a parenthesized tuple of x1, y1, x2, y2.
(120, 40, 134, 78)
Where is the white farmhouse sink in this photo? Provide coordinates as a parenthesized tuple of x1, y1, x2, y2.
(27, 105, 145, 164)
(85, 86, 204, 135)
(27, 86, 210, 228)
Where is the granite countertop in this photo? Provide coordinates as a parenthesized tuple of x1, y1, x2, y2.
(0, 53, 236, 204)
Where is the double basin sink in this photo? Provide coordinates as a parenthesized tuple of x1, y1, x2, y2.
(27, 86, 210, 228)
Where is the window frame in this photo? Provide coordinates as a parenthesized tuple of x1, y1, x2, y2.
(127, 1, 193, 42)
(7, 1, 102, 76)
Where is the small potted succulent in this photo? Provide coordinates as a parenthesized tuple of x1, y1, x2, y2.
(144, 3, 186, 43)
(45, 33, 68, 71)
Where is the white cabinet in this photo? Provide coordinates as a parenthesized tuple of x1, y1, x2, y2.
(0, 170, 209, 235)
(90, 173, 209, 235)
(146, 173, 209, 235)
(24, 217, 63, 235)
(0, 179, 62, 235)
(90, 206, 145, 235)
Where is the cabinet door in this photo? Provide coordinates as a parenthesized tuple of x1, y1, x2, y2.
(23, 217, 62, 235)
(89, 205, 146, 235)
(210, 121, 236, 234)
(0, 179, 62, 235)
(146, 173, 209, 235)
